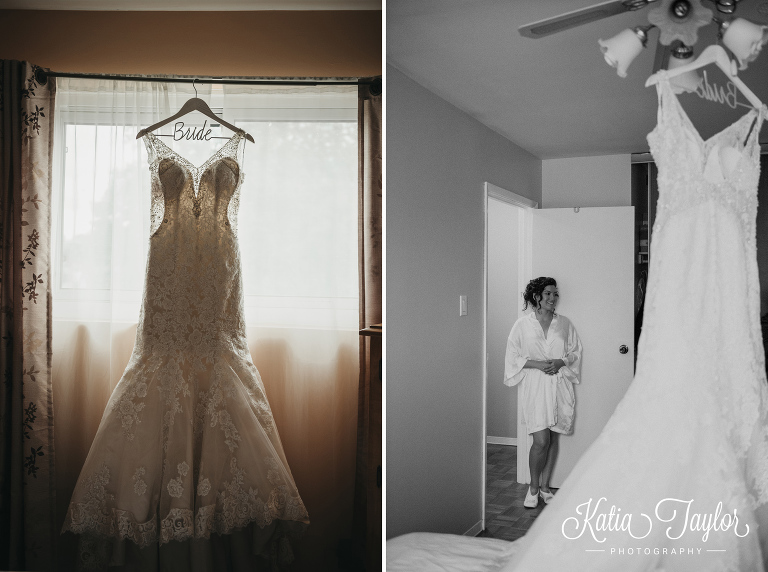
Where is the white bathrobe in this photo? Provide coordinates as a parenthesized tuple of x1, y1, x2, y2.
(504, 311, 582, 434)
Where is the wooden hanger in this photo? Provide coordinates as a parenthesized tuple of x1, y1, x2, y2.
(136, 80, 254, 142)
(645, 44, 763, 109)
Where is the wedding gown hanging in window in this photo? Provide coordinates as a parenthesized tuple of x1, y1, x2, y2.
(62, 130, 309, 570)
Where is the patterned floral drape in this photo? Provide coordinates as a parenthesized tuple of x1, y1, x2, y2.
(0, 60, 57, 570)
(357, 87, 383, 321)
(353, 77, 382, 566)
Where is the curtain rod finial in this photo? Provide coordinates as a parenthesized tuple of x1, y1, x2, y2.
(35, 67, 48, 86)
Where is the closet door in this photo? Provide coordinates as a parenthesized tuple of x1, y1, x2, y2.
(519, 206, 635, 487)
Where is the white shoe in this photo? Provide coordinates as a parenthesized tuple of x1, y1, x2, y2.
(539, 489, 554, 504)
(524, 487, 539, 508)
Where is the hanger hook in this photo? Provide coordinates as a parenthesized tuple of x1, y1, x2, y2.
(193, 78, 197, 98)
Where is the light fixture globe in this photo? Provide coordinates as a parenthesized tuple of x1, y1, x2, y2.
(599, 26, 650, 77)
(721, 18, 768, 69)
(648, 0, 714, 45)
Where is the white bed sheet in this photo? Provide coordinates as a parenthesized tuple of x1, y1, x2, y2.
(386, 532, 519, 571)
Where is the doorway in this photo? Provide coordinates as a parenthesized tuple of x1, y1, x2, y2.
(482, 183, 536, 539)
(482, 183, 636, 539)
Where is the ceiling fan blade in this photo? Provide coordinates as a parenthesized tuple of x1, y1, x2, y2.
(652, 38, 676, 73)
(519, 0, 637, 38)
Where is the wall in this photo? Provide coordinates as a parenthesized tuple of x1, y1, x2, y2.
(486, 198, 520, 441)
(543, 154, 631, 208)
(386, 64, 541, 539)
(0, 10, 381, 77)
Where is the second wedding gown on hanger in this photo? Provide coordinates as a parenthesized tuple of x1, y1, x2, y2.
(62, 131, 309, 570)
(495, 74, 768, 571)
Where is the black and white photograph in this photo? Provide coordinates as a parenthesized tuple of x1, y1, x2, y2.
(387, 1, 768, 571)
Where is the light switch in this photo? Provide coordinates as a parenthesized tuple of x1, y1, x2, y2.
(460, 295, 467, 316)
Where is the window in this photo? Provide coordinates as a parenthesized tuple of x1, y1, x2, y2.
(52, 82, 358, 330)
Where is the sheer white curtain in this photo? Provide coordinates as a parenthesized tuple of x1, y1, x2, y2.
(51, 78, 359, 571)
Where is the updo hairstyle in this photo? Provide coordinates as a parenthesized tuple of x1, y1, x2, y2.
(522, 277, 557, 311)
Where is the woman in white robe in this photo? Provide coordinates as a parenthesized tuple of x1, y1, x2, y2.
(504, 277, 582, 509)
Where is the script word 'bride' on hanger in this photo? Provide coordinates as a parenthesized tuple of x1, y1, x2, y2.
(136, 79, 255, 143)
(646, 44, 763, 109)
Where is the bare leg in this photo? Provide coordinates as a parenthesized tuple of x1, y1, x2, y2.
(540, 430, 559, 493)
(528, 429, 551, 495)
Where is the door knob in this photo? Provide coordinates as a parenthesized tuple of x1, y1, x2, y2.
(619, 345, 628, 354)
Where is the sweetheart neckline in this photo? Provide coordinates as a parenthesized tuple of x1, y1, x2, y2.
(144, 130, 243, 198)
(144, 131, 243, 173)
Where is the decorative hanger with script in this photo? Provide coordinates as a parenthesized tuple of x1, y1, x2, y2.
(136, 79, 255, 143)
(646, 45, 763, 109)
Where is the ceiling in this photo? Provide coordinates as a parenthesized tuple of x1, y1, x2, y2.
(387, 0, 768, 159)
(0, 0, 380, 9)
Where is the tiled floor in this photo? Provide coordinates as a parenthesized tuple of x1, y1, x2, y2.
(477, 443, 556, 541)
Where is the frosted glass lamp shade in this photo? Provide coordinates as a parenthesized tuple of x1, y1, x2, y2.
(667, 51, 702, 94)
(722, 18, 768, 70)
(599, 29, 644, 78)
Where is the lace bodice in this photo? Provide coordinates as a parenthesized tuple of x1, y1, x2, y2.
(136, 131, 249, 362)
(647, 73, 766, 236)
(144, 131, 245, 237)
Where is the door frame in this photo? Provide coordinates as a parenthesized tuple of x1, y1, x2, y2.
(481, 182, 537, 530)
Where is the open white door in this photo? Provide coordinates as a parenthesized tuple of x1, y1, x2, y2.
(518, 206, 635, 487)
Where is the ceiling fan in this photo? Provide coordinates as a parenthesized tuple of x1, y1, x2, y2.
(519, 0, 660, 39)
(519, 0, 767, 77)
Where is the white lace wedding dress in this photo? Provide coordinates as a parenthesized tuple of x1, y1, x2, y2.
(62, 130, 309, 570)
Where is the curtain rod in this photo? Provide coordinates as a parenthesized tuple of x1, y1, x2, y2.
(36, 70, 381, 91)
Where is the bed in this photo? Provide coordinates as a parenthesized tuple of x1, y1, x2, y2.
(386, 532, 519, 571)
